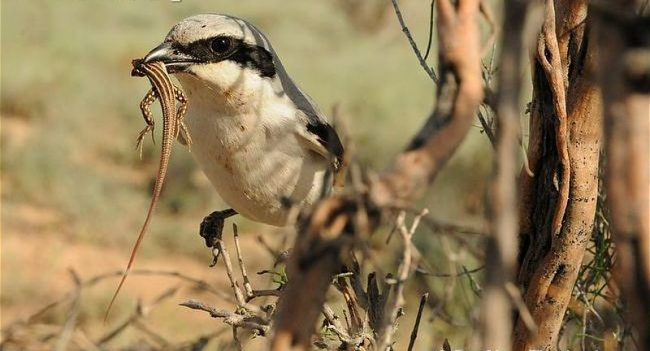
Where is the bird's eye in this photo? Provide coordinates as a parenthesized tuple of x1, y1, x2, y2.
(210, 37, 233, 54)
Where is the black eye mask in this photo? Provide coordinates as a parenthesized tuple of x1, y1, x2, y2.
(180, 37, 277, 78)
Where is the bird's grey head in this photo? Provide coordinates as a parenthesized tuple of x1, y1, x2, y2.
(142, 14, 278, 90)
(141, 14, 329, 123)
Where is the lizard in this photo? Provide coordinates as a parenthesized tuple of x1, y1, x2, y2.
(105, 60, 191, 321)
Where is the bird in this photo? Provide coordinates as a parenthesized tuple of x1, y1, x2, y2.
(140, 13, 344, 246)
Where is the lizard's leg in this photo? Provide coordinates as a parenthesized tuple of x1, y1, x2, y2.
(136, 88, 158, 159)
(199, 208, 238, 248)
(174, 87, 193, 148)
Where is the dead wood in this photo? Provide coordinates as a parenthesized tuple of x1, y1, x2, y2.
(269, 0, 484, 349)
(514, 0, 603, 349)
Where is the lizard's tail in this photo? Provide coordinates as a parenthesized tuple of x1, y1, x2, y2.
(104, 167, 167, 323)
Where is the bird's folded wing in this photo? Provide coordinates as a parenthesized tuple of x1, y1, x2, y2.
(294, 111, 344, 171)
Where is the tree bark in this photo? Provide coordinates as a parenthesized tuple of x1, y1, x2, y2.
(514, 0, 603, 349)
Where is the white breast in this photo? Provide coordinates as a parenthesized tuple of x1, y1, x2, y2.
(176, 66, 328, 226)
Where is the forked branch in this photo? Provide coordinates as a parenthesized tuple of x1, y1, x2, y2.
(269, 0, 484, 349)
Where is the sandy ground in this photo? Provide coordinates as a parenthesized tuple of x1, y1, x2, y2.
(1, 202, 282, 349)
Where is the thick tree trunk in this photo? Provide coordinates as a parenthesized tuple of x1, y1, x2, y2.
(514, 0, 602, 349)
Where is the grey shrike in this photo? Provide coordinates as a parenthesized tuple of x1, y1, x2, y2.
(140, 14, 344, 245)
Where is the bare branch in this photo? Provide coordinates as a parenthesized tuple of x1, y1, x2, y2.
(376, 210, 427, 350)
(372, 0, 484, 208)
(213, 227, 247, 308)
(390, 0, 438, 83)
(269, 0, 484, 347)
(232, 224, 254, 300)
(406, 293, 429, 351)
(98, 287, 178, 345)
(54, 270, 82, 351)
(180, 299, 270, 335)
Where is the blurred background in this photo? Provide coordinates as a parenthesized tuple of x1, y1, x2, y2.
(1, 0, 497, 349)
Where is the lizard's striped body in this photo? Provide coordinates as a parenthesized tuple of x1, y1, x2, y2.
(106, 61, 190, 319)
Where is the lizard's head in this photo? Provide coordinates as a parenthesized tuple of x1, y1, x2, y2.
(140, 14, 277, 93)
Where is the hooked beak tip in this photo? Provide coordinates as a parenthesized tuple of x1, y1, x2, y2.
(136, 42, 200, 74)
(143, 42, 175, 64)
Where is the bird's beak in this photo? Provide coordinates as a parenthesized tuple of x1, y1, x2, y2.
(141, 42, 201, 73)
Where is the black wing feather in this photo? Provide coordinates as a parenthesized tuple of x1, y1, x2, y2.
(306, 121, 344, 170)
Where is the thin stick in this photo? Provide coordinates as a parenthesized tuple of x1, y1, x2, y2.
(98, 287, 177, 345)
(477, 107, 496, 148)
(55, 270, 82, 351)
(390, 0, 438, 83)
(233, 327, 243, 351)
(215, 235, 247, 307)
(377, 209, 428, 350)
(423, 0, 436, 61)
(180, 299, 269, 334)
(407, 293, 429, 351)
(232, 224, 254, 299)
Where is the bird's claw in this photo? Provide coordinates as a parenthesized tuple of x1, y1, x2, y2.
(199, 209, 237, 248)
(200, 212, 226, 248)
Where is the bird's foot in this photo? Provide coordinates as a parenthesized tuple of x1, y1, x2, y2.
(199, 208, 238, 248)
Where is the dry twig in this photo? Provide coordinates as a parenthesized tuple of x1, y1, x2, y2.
(376, 209, 427, 350)
(390, 0, 438, 83)
(180, 299, 270, 335)
(406, 293, 429, 351)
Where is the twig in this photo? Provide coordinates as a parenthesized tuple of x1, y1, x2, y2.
(97, 287, 178, 345)
(180, 299, 269, 335)
(233, 327, 243, 351)
(401, 208, 486, 236)
(505, 282, 536, 334)
(333, 277, 365, 337)
(520, 138, 535, 177)
(322, 305, 352, 343)
(479, 0, 498, 56)
(214, 230, 247, 308)
(256, 234, 290, 266)
(390, 0, 438, 83)
(377, 209, 427, 350)
(416, 265, 485, 278)
(1, 268, 230, 339)
(407, 293, 429, 351)
(249, 289, 282, 300)
(477, 107, 496, 147)
(54, 270, 82, 351)
(232, 224, 254, 299)
(132, 320, 170, 347)
(423, 0, 436, 61)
